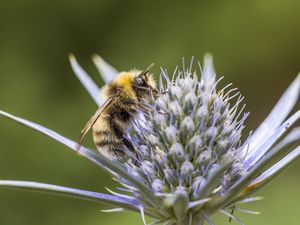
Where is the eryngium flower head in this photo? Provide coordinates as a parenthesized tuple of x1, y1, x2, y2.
(0, 54, 300, 225)
(109, 56, 300, 224)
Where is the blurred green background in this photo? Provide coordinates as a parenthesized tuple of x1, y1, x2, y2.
(0, 0, 300, 225)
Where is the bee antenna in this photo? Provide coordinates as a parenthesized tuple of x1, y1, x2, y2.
(140, 63, 155, 77)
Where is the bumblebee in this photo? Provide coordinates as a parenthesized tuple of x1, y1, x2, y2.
(76, 64, 158, 160)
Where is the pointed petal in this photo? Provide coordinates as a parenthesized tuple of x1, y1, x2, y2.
(105, 187, 135, 200)
(188, 198, 211, 209)
(101, 208, 125, 213)
(0, 110, 161, 212)
(0, 180, 138, 210)
(266, 127, 300, 154)
(243, 146, 300, 194)
(241, 74, 300, 157)
(226, 196, 264, 209)
(202, 53, 216, 84)
(220, 210, 244, 225)
(92, 54, 119, 83)
(69, 54, 102, 106)
(233, 196, 264, 205)
(235, 208, 260, 215)
(244, 109, 300, 166)
(139, 206, 147, 225)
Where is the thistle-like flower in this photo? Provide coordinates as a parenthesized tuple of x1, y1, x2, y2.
(0, 54, 300, 225)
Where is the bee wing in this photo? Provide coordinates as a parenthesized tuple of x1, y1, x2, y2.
(76, 92, 119, 151)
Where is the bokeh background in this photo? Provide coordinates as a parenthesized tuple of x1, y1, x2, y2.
(0, 1, 300, 225)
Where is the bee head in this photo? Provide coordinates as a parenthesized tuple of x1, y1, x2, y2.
(134, 63, 159, 98)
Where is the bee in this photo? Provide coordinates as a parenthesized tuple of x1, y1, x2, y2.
(76, 64, 159, 160)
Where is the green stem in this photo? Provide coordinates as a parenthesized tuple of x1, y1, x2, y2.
(191, 212, 205, 225)
(174, 212, 205, 225)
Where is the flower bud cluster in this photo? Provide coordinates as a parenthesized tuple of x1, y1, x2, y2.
(127, 66, 248, 203)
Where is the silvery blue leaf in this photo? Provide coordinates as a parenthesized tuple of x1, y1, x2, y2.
(241, 74, 300, 159)
(220, 209, 244, 225)
(245, 145, 300, 193)
(69, 54, 102, 106)
(92, 54, 119, 83)
(0, 180, 138, 210)
(244, 109, 300, 166)
(267, 127, 300, 153)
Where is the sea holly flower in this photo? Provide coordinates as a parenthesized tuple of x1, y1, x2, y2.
(0, 54, 300, 225)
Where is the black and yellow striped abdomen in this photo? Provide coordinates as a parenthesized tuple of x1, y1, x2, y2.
(92, 100, 138, 159)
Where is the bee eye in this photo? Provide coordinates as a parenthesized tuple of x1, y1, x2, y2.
(136, 77, 143, 85)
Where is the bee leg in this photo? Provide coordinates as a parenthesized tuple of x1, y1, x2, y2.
(138, 103, 166, 115)
(112, 145, 126, 161)
(122, 136, 140, 166)
(110, 119, 140, 165)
